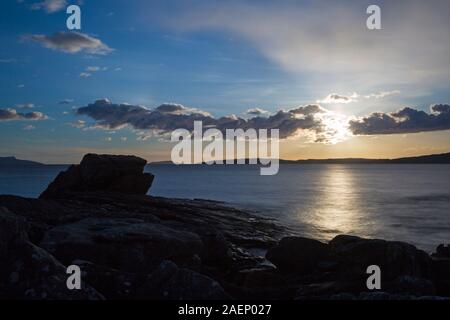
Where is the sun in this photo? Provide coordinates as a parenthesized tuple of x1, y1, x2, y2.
(317, 111, 353, 144)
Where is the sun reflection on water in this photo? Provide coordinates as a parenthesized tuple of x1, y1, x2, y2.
(300, 165, 365, 239)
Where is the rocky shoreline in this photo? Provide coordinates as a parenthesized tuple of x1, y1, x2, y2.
(0, 154, 449, 300)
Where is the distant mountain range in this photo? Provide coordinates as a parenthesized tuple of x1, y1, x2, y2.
(282, 152, 450, 164)
(149, 152, 450, 165)
(2, 152, 450, 168)
(0, 156, 45, 167)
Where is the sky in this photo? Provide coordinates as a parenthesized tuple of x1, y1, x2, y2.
(0, 0, 450, 164)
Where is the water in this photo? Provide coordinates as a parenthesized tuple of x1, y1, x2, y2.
(1, 164, 449, 252)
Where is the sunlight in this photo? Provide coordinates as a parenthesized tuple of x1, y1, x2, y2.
(315, 111, 353, 144)
(309, 166, 362, 236)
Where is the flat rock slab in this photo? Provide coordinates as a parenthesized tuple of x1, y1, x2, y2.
(40, 218, 204, 273)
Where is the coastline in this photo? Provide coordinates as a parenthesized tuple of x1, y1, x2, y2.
(0, 153, 449, 300)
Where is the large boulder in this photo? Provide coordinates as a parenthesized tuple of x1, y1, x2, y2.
(0, 208, 102, 300)
(137, 260, 230, 300)
(1, 241, 103, 300)
(329, 235, 432, 281)
(266, 237, 332, 274)
(431, 244, 450, 296)
(40, 218, 204, 273)
(0, 207, 29, 258)
(71, 260, 143, 299)
(40, 154, 154, 199)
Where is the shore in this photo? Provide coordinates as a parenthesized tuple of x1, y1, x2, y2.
(0, 154, 449, 300)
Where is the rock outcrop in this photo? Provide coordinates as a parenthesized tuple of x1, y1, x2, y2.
(40, 218, 204, 273)
(40, 154, 154, 199)
(329, 235, 432, 281)
(266, 237, 331, 274)
(0, 208, 103, 300)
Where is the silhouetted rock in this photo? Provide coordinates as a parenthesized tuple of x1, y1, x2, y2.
(40, 218, 204, 273)
(266, 237, 331, 274)
(72, 260, 142, 299)
(0, 209, 103, 300)
(329, 235, 432, 281)
(0, 207, 29, 257)
(40, 154, 154, 199)
(238, 267, 286, 289)
(198, 229, 233, 268)
(1, 241, 103, 300)
(432, 244, 450, 259)
(431, 244, 450, 296)
(389, 275, 435, 296)
(137, 260, 230, 300)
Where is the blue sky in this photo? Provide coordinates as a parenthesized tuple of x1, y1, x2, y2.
(1, 0, 450, 163)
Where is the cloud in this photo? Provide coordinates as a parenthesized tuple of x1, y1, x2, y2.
(364, 90, 401, 99)
(59, 99, 74, 104)
(86, 66, 101, 72)
(79, 66, 108, 77)
(70, 120, 86, 128)
(318, 93, 358, 104)
(16, 103, 35, 109)
(23, 125, 36, 130)
(246, 108, 269, 115)
(317, 91, 400, 104)
(24, 32, 113, 55)
(31, 0, 67, 13)
(161, 1, 450, 89)
(0, 59, 16, 63)
(76, 99, 341, 142)
(350, 104, 450, 135)
(0, 108, 48, 121)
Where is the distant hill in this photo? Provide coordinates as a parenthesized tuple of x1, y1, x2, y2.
(4, 152, 450, 168)
(148, 160, 175, 165)
(149, 152, 450, 165)
(0, 156, 45, 167)
(290, 152, 450, 164)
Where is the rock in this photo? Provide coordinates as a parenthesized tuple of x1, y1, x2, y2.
(296, 281, 364, 298)
(0, 241, 103, 300)
(40, 218, 204, 273)
(238, 267, 286, 289)
(137, 260, 230, 300)
(266, 237, 331, 274)
(40, 154, 154, 199)
(0, 207, 29, 257)
(432, 244, 450, 259)
(0, 208, 102, 300)
(431, 244, 450, 296)
(388, 275, 435, 296)
(72, 260, 143, 299)
(329, 235, 432, 281)
(198, 229, 233, 267)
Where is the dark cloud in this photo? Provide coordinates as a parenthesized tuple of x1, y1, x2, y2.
(77, 99, 328, 140)
(350, 104, 450, 135)
(0, 108, 48, 121)
(24, 32, 113, 55)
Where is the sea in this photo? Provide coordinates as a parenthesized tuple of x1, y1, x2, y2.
(1, 163, 449, 252)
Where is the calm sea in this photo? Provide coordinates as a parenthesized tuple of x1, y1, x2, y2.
(1, 164, 449, 252)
